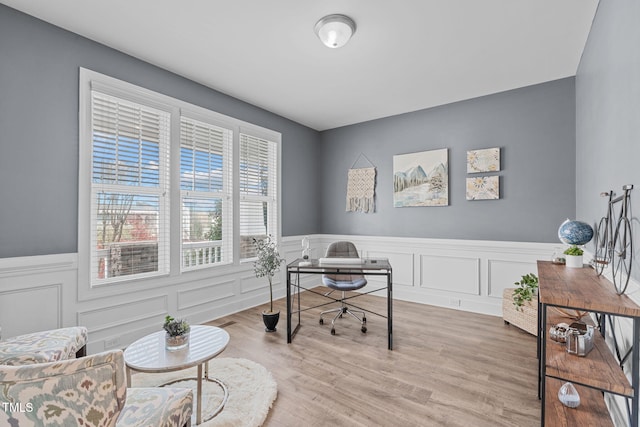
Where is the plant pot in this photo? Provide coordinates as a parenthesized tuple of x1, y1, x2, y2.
(502, 288, 538, 336)
(165, 332, 189, 351)
(262, 310, 280, 332)
(565, 255, 583, 268)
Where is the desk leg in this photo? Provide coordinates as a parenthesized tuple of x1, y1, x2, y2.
(540, 303, 547, 426)
(632, 317, 640, 427)
(388, 270, 393, 350)
(197, 364, 203, 425)
(287, 269, 292, 343)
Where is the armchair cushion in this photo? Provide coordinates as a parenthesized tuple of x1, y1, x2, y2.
(0, 326, 88, 365)
(117, 387, 193, 427)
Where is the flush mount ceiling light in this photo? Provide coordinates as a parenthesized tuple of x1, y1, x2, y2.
(314, 14, 356, 49)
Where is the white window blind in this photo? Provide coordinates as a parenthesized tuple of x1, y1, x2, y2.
(239, 133, 278, 259)
(180, 116, 233, 270)
(90, 91, 170, 284)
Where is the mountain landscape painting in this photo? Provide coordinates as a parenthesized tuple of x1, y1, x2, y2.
(393, 148, 448, 207)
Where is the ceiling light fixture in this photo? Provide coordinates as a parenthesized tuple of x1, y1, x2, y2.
(314, 14, 356, 49)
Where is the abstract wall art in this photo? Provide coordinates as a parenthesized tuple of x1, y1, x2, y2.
(467, 147, 500, 173)
(466, 176, 500, 200)
(393, 148, 448, 207)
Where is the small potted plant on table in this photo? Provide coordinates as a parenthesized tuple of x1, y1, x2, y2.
(253, 236, 285, 332)
(163, 315, 190, 351)
(563, 245, 584, 268)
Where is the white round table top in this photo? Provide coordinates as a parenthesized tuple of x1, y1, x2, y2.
(123, 325, 229, 373)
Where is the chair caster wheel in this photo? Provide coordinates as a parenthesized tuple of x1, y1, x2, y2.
(363, 317, 367, 323)
(331, 328, 336, 335)
(319, 318, 324, 325)
(361, 326, 367, 333)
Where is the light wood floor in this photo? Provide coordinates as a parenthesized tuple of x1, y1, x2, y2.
(205, 287, 540, 427)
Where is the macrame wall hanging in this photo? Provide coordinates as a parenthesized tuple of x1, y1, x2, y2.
(346, 153, 376, 214)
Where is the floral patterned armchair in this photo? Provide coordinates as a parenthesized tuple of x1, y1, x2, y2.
(0, 349, 192, 426)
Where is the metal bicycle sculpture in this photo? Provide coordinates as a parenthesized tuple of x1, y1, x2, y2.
(593, 184, 634, 294)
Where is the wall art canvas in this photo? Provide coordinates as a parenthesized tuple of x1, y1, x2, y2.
(467, 147, 500, 173)
(466, 176, 499, 200)
(393, 148, 448, 207)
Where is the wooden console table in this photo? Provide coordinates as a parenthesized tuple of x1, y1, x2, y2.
(537, 260, 640, 426)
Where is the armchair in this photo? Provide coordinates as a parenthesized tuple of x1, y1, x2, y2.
(0, 349, 192, 427)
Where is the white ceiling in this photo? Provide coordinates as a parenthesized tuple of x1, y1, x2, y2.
(1, 0, 599, 131)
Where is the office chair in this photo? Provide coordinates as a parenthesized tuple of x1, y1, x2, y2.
(319, 241, 368, 335)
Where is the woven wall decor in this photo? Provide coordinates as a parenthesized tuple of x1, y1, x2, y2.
(346, 167, 376, 213)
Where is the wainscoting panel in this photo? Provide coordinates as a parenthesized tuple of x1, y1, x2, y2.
(0, 284, 61, 338)
(366, 250, 414, 288)
(177, 279, 235, 310)
(487, 259, 538, 298)
(78, 295, 168, 334)
(240, 273, 266, 294)
(0, 253, 77, 338)
(419, 254, 480, 295)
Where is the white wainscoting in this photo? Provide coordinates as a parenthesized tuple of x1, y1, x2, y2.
(0, 238, 304, 353)
(0, 253, 77, 338)
(0, 235, 558, 353)
(318, 235, 557, 316)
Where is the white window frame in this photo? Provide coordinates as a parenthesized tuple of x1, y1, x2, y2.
(239, 131, 280, 261)
(79, 68, 281, 292)
(179, 111, 234, 271)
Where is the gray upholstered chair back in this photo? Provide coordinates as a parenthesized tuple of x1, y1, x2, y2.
(325, 241, 360, 258)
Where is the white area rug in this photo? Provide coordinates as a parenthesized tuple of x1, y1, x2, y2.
(131, 358, 277, 427)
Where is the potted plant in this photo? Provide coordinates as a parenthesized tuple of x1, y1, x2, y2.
(503, 273, 539, 336)
(563, 245, 584, 268)
(163, 315, 190, 350)
(253, 236, 285, 332)
(512, 273, 539, 310)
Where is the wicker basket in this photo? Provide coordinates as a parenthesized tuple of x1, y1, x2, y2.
(502, 288, 538, 336)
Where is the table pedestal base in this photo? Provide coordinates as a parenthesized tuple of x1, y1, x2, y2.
(163, 375, 229, 425)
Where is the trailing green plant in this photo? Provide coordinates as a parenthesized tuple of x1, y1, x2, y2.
(253, 236, 285, 313)
(163, 315, 190, 337)
(563, 245, 584, 256)
(512, 273, 539, 311)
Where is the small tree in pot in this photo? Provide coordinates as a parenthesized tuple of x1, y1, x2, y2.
(253, 236, 285, 332)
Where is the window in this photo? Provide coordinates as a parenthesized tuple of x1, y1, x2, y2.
(239, 133, 279, 260)
(180, 116, 233, 270)
(90, 92, 170, 284)
(79, 69, 281, 288)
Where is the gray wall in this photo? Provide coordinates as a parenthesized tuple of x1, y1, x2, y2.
(0, 4, 320, 258)
(576, 0, 640, 281)
(0, 3, 582, 258)
(319, 78, 576, 243)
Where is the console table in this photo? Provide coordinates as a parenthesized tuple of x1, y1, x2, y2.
(538, 260, 640, 426)
(286, 258, 393, 349)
